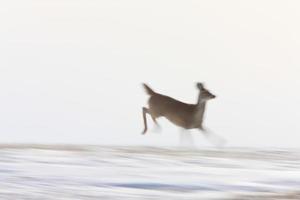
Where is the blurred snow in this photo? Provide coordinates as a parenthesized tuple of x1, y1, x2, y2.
(0, 144, 299, 199)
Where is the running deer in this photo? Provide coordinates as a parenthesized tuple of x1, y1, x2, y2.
(141, 83, 224, 146)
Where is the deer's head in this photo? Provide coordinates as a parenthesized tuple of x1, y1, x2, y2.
(196, 82, 216, 102)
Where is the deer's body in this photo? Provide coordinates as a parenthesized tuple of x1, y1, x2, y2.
(148, 94, 204, 129)
(142, 83, 215, 134)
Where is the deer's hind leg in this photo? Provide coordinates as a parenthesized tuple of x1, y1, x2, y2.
(142, 107, 160, 134)
(142, 107, 149, 134)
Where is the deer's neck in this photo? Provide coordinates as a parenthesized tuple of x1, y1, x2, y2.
(196, 101, 206, 115)
(197, 92, 201, 105)
(193, 100, 207, 127)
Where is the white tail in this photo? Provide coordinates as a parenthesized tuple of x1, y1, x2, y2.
(141, 83, 216, 135)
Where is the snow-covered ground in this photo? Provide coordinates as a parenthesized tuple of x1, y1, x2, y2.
(0, 144, 300, 199)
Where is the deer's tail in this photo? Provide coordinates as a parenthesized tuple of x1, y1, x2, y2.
(143, 83, 156, 96)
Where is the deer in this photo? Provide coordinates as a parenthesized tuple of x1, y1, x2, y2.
(141, 83, 225, 147)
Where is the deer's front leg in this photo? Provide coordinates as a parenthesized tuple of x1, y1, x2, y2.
(179, 129, 195, 148)
(199, 127, 226, 148)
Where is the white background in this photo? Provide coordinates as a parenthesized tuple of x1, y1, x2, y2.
(1, 0, 300, 147)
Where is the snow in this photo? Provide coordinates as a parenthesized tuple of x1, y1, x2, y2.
(0, 145, 299, 199)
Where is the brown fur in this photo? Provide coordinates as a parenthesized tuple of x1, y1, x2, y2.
(142, 83, 216, 134)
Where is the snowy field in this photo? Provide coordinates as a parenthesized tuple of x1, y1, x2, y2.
(0, 145, 300, 200)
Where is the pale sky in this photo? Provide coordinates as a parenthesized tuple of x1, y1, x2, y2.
(1, 0, 300, 147)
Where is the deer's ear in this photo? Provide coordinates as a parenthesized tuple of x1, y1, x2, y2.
(196, 82, 204, 89)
